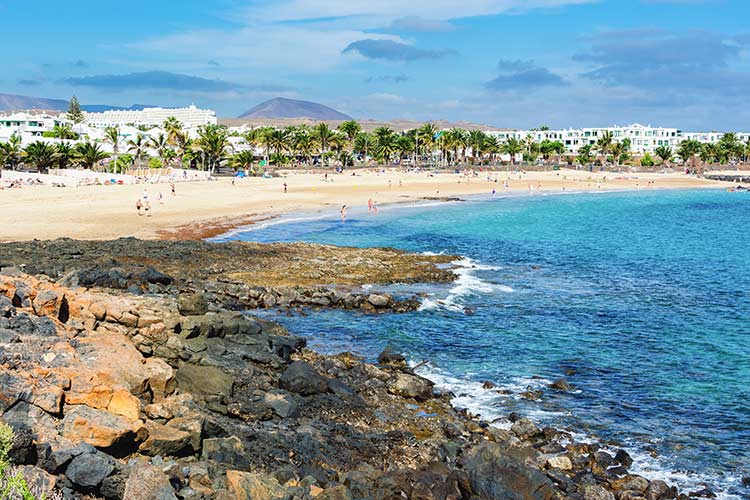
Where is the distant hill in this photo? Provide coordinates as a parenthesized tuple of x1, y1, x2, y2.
(0, 93, 159, 113)
(239, 97, 352, 120)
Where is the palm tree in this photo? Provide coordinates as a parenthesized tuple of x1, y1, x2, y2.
(267, 129, 290, 155)
(49, 123, 78, 140)
(338, 120, 361, 153)
(149, 133, 170, 166)
(468, 130, 487, 165)
(418, 123, 438, 164)
(503, 138, 523, 164)
(293, 131, 315, 166)
(74, 142, 109, 170)
(232, 151, 256, 173)
(353, 132, 374, 165)
(577, 144, 594, 165)
(539, 139, 557, 164)
(22, 141, 57, 173)
(55, 142, 75, 170)
(312, 123, 335, 166)
(595, 131, 614, 165)
(173, 131, 191, 168)
(677, 140, 702, 172)
(163, 117, 183, 145)
(444, 128, 468, 165)
(104, 126, 121, 173)
(373, 127, 397, 164)
(654, 145, 672, 167)
(127, 135, 148, 169)
(0, 134, 22, 170)
(396, 135, 414, 163)
(195, 124, 230, 174)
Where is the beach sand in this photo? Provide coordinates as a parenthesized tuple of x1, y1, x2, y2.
(0, 168, 730, 242)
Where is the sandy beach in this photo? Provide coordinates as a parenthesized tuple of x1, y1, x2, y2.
(0, 168, 731, 242)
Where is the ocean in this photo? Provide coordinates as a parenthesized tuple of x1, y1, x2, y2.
(216, 188, 750, 499)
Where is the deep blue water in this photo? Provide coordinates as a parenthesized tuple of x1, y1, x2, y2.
(218, 189, 750, 499)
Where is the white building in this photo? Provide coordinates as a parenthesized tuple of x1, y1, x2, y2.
(84, 105, 217, 128)
(487, 124, 749, 156)
(0, 113, 69, 142)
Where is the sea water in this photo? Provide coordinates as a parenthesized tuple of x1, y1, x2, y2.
(217, 189, 750, 499)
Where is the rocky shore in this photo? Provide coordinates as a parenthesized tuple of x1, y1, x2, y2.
(0, 239, 692, 500)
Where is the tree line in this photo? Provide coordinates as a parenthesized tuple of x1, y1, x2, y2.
(2, 118, 750, 174)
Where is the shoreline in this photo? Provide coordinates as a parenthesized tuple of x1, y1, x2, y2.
(0, 168, 732, 243)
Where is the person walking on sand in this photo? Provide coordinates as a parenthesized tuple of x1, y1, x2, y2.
(170, 182, 176, 196)
(144, 199, 151, 217)
(283, 182, 287, 193)
(136, 199, 143, 216)
(158, 192, 164, 204)
(142, 188, 149, 202)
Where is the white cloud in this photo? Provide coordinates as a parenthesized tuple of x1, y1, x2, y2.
(242, 0, 597, 23)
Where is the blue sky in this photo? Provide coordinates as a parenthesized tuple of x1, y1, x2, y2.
(2, 0, 750, 130)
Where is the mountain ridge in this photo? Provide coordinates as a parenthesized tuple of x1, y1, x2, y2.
(0, 92, 159, 113)
(239, 97, 352, 120)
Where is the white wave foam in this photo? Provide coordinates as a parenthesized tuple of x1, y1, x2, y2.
(412, 362, 743, 499)
(418, 257, 513, 313)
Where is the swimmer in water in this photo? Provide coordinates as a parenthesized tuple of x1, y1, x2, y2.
(340, 205, 347, 219)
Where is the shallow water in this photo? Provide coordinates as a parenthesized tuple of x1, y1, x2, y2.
(218, 189, 750, 499)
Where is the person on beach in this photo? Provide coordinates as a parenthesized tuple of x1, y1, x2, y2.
(340, 205, 347, 220)
(144, 200, 151, 216)
(170, 182, 176, 196)
(136, 199, 143, 216)
(283, 182, 287, 193)
(368, 198, 373, 212)
(372, 201, 378, 214)
(158, 192, 164, 204)
(142, 188, 149, 202)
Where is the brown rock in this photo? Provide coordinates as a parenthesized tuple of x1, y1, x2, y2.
(123, 460, 178, 500)
(61, 405, 147, 450)
(388, 373, 434, 401)
(107, 388, 141, 421)
(226, 471, 287, 500)
(167, 415, 204, 453)
(89, 302, 107, 321)
(139, 421, 192, 456)
(145, 358, 176, 401)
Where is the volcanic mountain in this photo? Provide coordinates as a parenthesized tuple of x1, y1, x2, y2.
(239, 97, 352, 120)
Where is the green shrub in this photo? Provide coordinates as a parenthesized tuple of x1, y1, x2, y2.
(0, 422, 12, 463)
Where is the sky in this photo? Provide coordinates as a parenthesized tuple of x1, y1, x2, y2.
(2, 0, 750, 130)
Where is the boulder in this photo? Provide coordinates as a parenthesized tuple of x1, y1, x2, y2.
(377, 347, 405, 366)
(123, 460, 178, 500)
(645, 480, 676, 500)
(511, 418, 540, 440)
(61, 405, 146, 451)
(584, 485, 616, 500)
(65, 451, 116, 490)
(367, 294, 391, 308)
(107, 388, 141, 421)
(139, 421, 192, 456)
(167, 415, 204, 453)
(202, 436, 249, 468)
(279, 361, 329, 396)
(145, 358, 176, 401)
(549, 378, 572, 391)
(16, 466, 57, 497)
(388, 373, 434, 401)
(611, 474, 649, 494)
(178, 293, 209, 316)
(176, 364, 233, 397)
(226, 471, 288, 500)
(546, 455, 573, 471)
(263, 392, 298, 418)
(461, 443, 557, 500)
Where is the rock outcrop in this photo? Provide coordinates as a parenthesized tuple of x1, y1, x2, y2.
(0, 253, 688, 500)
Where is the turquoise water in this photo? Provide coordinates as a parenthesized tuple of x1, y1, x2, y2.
(219, 189, 750, 498)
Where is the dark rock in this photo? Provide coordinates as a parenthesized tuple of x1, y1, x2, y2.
(377, 347, 405, 366)
(461, 443, 557, 500)
(141, 267, 173, 285)
(511, 418, 539, 440)
(178, 293, 209, 316)
(388, 372, 434, 401)
(66, 451, 116, 490)
(327, 379, 358, 400)
(689, 487, 717, 498)
(7, 427, 37, 465)
(614, 449, 634, 468)
(201, 436, 250, 469)
(584, 485, 616, 500)
(0, 295, 14, 318)
(123, 460, 178, 500)
(279, 361, 329, 396)
(176, 364, 234, 397)
(645, 479, 677, 500)
(482, 381, 496, 390)
(549, 378, 572, 391)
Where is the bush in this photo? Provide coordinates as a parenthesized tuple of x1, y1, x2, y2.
(641, 153, 656, 167)
(0, 422, 12, 462)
